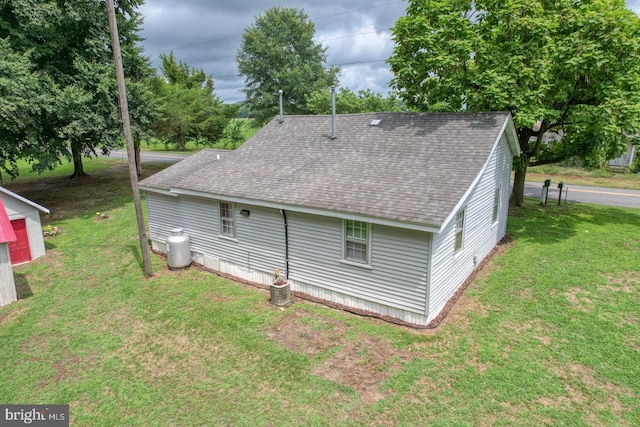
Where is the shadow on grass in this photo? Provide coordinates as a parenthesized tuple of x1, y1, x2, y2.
(509, 198, 640, 245)
(14, 274, 33, 299)
(4, 162, 172, 224)
(128, 243, 144, 272)
(43, 240, 57, 251)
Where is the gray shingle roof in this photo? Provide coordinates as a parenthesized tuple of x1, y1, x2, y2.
(141, 112, 516, 228)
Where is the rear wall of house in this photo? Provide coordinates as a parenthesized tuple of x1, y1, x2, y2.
(428, 134, 513, 322)
(146, 193, 286, 285)
(286, 211, 430, 324)
(146, 192, 432, 324)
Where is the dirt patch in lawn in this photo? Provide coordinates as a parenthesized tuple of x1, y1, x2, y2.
(266, 310, 348, 357)
(602, 271, 639, 293)
(49, 351, 87, 385)
(447, 294, 489, 330)
(204, 290, 231, 303)
(518, 288, 534, 298)
(564, 287, 593, 312)
(540, 364, 636, 420)
(267, 311, 414, 404)
(117, 316, 222, 384)
(0, 304, 28, 326)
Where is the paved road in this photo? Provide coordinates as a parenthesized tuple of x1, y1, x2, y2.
(108, 150, 640, 209)
(524, 181, 640, 209)
(108, 149, 190, 164)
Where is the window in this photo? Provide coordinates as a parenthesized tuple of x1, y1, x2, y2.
(454, 209, 465, 253)
(493, 187, 501, 224)
(219, 201, 236, 238)
(344, 220, 369, 264)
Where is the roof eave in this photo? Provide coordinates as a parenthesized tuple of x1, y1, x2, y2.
(140, 185, 176, 196)
(503, 112, 521, 156)
(162, 187, 442, 233)
(437, 113, 517, 233)
(0, 187, 50, 214)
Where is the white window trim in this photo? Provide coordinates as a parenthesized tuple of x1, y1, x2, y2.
(219, 201, 236, 239)
(343, 219, 371, 266)
(218, 234, 238, 243)
(339, 259, 373, 270)
(454, 208, 465, 255)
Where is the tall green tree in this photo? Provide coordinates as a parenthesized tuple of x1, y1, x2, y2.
(127, 79, 156, 176)
(150, 52, 233, 151)
(0, 39, 54, 180)
(389, 0, 640, 205)
(306, 87, 403, 114)
(236, 7, 340, 124)
(0, 0, 152, 178)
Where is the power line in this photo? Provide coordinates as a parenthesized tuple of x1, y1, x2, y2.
(317, 29, 392, 43)
(185, 28, 395, 65)
(153, 34, 239, 55)
(329, 59, 388, 67)
(211, 58, 390, 80)
(310, 1, 405, 21)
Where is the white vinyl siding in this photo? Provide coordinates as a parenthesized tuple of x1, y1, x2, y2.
(288, 212, 430, 316)
(146, 193, 430, 321)
(219, 201, 236, 238)
(428, 133, 514, 322)
(344, 220, 369, 264)
(145, 193, 286, 281)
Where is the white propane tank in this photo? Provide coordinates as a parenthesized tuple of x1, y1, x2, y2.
(166, 228, 191, 270)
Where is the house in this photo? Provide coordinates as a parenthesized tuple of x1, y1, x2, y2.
(0, 187, 50, 265)
(607, 140, 637, 169)
(531, 123, 638, 170)
(0, 198, 18, 307)
(140, 112, 520, 326)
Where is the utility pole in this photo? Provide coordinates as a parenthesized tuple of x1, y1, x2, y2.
(106, 0, 153, 278)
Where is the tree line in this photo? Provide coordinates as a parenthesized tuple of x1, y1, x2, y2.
(2, 1, 639, 203)
(1, 0, 236, 179)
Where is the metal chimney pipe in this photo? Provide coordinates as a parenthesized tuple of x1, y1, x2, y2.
(278, 89, 284, 123)
(330, 85, 337, 139)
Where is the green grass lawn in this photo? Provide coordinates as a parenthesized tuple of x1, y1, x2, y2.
(0, 159, 638, 426)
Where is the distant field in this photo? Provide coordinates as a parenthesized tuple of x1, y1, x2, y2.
(0, 159, 638, 426)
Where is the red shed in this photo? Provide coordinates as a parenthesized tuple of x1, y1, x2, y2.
(0, 198, 18, 307)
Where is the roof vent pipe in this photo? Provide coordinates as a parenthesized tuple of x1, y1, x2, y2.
(330, 85, 337, 139)
(278, 89, 284, 123)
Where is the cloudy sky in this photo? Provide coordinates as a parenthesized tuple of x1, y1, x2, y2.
(138, 0, 640, 104)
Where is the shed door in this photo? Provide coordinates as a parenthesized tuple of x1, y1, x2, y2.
(9, 219, 31, 264)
